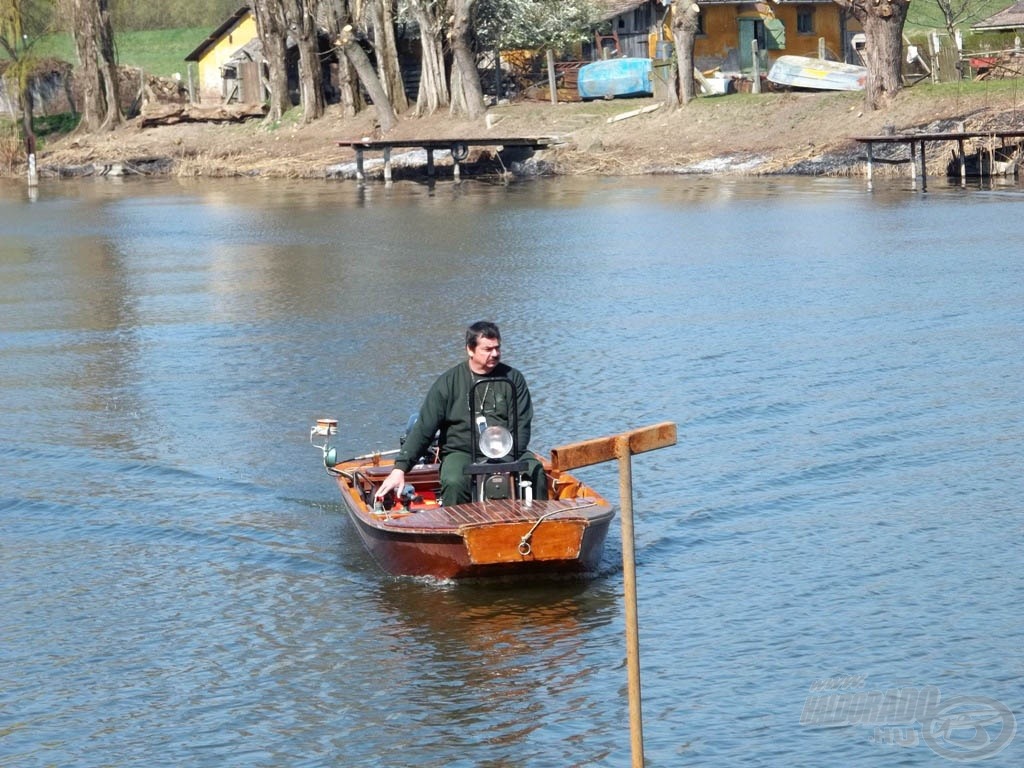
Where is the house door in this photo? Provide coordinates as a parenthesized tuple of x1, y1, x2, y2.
(738, 19, 769, 72)
(238, 61, 262, 103)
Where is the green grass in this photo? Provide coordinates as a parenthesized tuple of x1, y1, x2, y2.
(906, 0, 1016, 32)
(28, 27, 211, 79)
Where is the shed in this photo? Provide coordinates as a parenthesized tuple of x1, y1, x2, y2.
(972, 1, 1024, 31)
(184, 6, 259, 103)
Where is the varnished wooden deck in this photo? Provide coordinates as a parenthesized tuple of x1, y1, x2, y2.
(372, 497, 606, 531)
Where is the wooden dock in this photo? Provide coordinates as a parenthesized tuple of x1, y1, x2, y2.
(336, 137, 562, 181)
(853, 129, 1024, 189)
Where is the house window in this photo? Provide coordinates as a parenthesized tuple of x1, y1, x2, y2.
(797, 9, 814, 34)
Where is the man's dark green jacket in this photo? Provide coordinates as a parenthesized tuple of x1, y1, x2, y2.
(394, 361, 533, 472)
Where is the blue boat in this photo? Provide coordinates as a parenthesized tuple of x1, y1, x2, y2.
(577, 58, 653, 100)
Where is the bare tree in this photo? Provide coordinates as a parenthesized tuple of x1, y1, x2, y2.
(252, 0, 292, 120)
(449, 0, 484, 118)
(934, 0, 975, 41)
(833, 0, 910, 109)
(336, 24, 398, 132)
(367, 0, 408, 113)
(284, 0, 325, 121)
(320, 0, 364, 116)
(671, 1, 699, 105)
(407, 0, 449, 115)
(68, 0, 122, 131)
(324, 0, 403, 129)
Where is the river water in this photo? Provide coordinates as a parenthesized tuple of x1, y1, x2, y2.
(1, 174, 1021, 767)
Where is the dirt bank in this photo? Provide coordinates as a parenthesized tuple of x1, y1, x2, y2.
(32, 85, 1024, 180)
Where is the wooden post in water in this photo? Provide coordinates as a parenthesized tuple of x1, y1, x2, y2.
(551, 421, 677, 768)
(355, 148, 365, 181)
(616, 433, 645, 766)
(957, 138, 966, 185)
(920, 140, 928, 191)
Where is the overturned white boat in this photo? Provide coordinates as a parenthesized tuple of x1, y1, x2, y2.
(767, 55, 867, 92)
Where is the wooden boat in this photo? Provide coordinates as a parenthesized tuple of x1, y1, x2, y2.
(767, 55, 867, 92)
(310, 419, 615, 579)
(577, 57, 653, 100)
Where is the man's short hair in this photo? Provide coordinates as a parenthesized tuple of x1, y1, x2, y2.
(466, 321, 501, 349)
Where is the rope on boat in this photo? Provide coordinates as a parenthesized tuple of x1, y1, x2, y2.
(518, 508, 566, 556)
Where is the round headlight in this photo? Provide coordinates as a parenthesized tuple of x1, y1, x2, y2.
(479, 425, 513, 459)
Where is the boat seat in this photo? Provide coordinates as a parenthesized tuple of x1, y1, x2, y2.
(359, 462, 441, 486)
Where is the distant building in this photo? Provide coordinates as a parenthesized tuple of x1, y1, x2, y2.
(184, 6, 259, 103)
(972, 0, 1024, 33)
(593, 0, 863, 70)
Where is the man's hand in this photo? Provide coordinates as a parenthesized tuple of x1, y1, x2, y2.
(374, 468, 406, 500)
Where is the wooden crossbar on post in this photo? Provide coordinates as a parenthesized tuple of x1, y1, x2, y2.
(550, 421, 677, 768)
(550, 421, 676, 471)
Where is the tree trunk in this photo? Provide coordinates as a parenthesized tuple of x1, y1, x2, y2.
(833, 0, 909, 109)
(252, 0, 292, 120)
(285, 0, 325, 122)
(321, 0, 364, 117)
(449, 0, 485, 119)
(368, 0, 408, 113)
(69, 0, 122, 132)
(671, 2, 699, 105)
(408, 0, 449, 115)
(337, 25, 398, 132)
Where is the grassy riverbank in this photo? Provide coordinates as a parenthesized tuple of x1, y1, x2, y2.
(25, 77, 1024, 180)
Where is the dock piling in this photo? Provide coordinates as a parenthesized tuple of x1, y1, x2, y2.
(854, 129, 1024, 189)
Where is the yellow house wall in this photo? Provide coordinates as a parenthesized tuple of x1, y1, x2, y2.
(694, 3, 850, 69)
(195, 13, 258, 102)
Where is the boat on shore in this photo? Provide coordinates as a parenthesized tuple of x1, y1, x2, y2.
(310, 419, 615, 579)
(767, 55, 867, 92)
(577, 57, 653, 100)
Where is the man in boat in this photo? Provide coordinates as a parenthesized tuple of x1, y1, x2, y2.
(375, 321, 547, 507)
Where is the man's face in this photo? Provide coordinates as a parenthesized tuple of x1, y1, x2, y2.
(468, 337, 501, 374)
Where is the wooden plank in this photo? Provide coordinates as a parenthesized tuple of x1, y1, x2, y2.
(606, 103, 661, 124)
(337, 137, 562, 151)
(550, 422, 677, 471)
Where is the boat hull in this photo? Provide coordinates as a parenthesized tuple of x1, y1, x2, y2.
(767, 55, 867, 92)
(329, 459, 615, 579)
(578, 58, 653, 100)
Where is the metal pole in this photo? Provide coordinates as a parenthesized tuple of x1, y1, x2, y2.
(616, 435, 644, 768)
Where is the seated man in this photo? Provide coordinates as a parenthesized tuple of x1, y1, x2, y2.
(375, 321, 546, 507)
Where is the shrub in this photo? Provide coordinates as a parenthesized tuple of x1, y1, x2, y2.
(0, 122, 23, 174)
